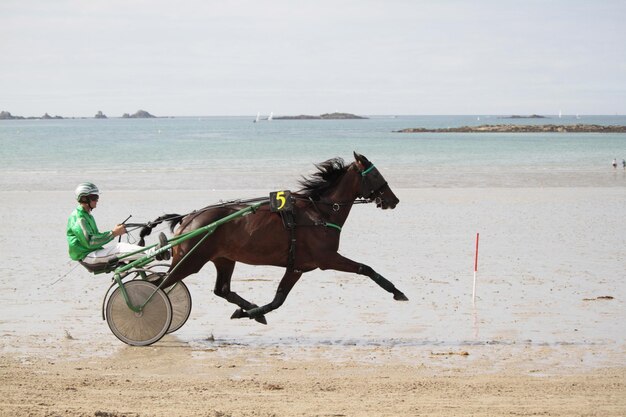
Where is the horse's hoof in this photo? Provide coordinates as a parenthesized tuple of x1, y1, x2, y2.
(254, 315, 268, 325)
(231, 308, 248, 319)
(394, 292, 409, 301)
(155, 232, 170, 261)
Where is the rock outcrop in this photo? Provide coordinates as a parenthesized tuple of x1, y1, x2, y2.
(95, 111, 107, 119)
(0, 111, 23, 120)
(41, 113, 63, 119)
(274, 112, 367, 120)
(396, 124, 626, 133)
(0, 111, 64, 120)
(499, 114, 547, 119)
(122, 110, 156, 118)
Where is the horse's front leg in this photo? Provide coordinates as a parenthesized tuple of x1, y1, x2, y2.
(232, 269, 303, 322)
(319, 253, 408, 301)
(212, 258, 267, 324)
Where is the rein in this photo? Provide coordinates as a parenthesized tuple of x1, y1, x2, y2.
(137, 162, 383, 244)
(136, 197, 270, 245)
(293, 195, 371, 210)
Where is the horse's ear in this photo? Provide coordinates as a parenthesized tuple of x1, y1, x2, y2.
(353, 151, 368, 169)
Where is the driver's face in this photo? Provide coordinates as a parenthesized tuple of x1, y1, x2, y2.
(88, 194, 99, 208)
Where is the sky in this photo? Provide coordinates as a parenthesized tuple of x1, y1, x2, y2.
(1, 0, 625, 117)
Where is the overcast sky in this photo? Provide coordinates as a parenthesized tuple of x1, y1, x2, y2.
(1, 0, 625, 117)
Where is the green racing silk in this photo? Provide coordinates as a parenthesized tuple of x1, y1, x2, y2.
(66, 206, 114, 260)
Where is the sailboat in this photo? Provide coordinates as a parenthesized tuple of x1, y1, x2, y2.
(267, 112, 273, 121)
(253, 112, 260, 123)
(558, 110, 562, 118)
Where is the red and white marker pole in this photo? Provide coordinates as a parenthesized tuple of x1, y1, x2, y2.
(472, 232, 480, 304)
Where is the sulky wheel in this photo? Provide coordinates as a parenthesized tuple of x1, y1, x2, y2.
(106, 280, 172, 346)
(165, 281, 192, 334)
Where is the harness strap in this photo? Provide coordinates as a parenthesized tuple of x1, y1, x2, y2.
(280, 210, 297, 271)
(361, 164, 376, 176)
(279, 207, 341, 273)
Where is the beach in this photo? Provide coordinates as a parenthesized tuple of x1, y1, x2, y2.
(1, 187, 625, 416)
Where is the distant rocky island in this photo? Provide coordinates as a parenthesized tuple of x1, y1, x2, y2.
(274, 112, 367, 120)
(122, 110, 156, 118)
(499, 114, 547, 119)
(396, 124, 626, 133)
(0, 111, 63, 120)
(1, 109, 156, 119)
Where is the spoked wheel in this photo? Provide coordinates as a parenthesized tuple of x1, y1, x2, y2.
(106, 280, 172, 346)
(165, 281, 192, 334)
(143, 273, 192, 334)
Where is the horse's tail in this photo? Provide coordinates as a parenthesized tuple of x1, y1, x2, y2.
(138, 214, 183, 246)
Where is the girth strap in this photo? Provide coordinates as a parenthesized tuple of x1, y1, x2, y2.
(280, 210, 297, 271)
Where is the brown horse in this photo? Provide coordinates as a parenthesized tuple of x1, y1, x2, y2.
(156, 152, 407, 324)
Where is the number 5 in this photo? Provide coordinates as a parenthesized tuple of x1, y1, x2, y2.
(276, 191, 286, 210)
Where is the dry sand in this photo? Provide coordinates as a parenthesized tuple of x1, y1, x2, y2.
(1, 188, 625, 416)
(2, 350, 625, 417)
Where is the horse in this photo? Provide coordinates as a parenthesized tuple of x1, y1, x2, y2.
(144, 152, 408, 324)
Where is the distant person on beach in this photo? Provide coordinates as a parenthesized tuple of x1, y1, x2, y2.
(612, 158, 617, 169)
(622, 159, 625, 169)
(66, 182, 148, 268)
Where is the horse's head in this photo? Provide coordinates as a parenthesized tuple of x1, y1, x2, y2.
(353, 152, 399, 209)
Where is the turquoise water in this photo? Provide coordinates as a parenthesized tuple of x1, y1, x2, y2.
(1, 115, 625, 191)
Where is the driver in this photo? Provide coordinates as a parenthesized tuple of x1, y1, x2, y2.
(66, 182, 148, 268)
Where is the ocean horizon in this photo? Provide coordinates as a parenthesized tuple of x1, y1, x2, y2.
(2, 112, 626, 119)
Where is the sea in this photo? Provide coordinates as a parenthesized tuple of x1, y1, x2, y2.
(1, 114, 625, 192)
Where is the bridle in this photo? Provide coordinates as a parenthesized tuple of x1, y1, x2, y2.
(358, 163, 388, 206)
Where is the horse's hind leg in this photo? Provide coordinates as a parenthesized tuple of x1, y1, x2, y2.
(319, 253, 408, 301)
(232, 269, 303, 321)
(213, 258, 267, 324)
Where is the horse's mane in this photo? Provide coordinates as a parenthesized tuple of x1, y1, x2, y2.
(298, 157, 349, 199)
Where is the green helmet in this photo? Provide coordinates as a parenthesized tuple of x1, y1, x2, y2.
(75, 182, 99, 201)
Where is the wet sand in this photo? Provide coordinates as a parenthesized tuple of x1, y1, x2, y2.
(1, 188, 625, 416)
